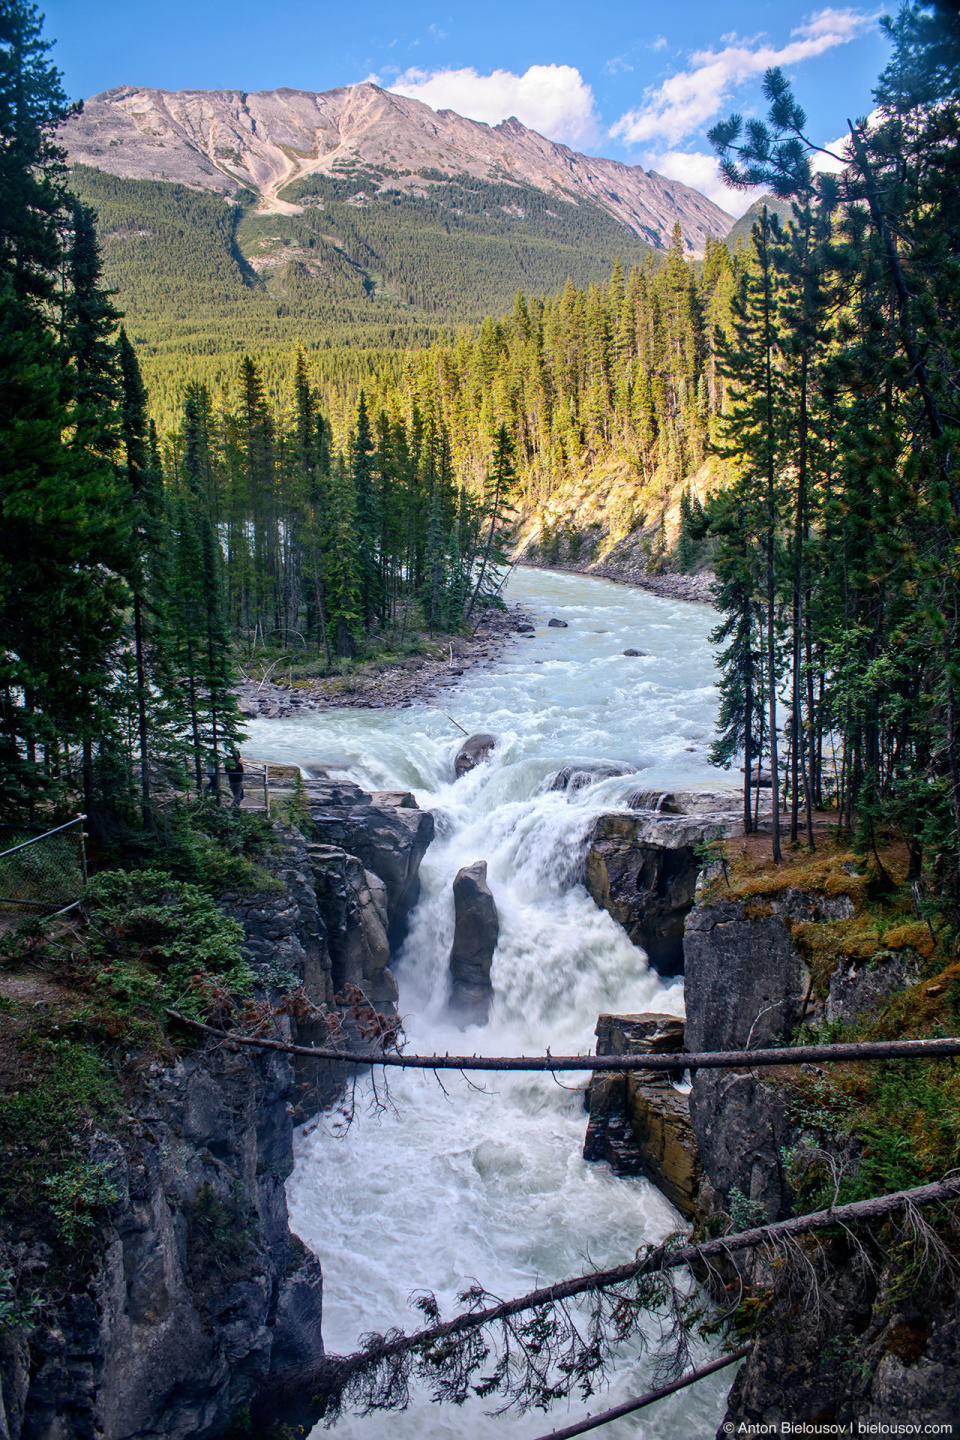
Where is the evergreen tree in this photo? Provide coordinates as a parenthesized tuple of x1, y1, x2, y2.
(0, 1, 129, 821)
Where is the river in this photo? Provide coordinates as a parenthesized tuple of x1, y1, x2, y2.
(246, 566, 737, 1439)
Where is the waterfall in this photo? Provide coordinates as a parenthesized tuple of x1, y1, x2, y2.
(249, 567, 737, 1438)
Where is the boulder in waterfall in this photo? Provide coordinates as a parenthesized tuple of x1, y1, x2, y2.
(449, 860, 499, 1021)
(516, 621, 535, 633)
(454, 732, 496, 779)
(547, 617, 568, 627)
(622, 648, 647, 657)
(368, 789, 418, 808)
(549, 761, 635, 795)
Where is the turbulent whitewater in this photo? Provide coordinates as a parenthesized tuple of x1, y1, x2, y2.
(246, 567, 736, 1438)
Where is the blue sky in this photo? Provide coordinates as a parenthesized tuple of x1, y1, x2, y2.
(41, 1, 891, 214)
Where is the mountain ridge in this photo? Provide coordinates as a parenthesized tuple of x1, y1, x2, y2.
(59, 81, 733, 254)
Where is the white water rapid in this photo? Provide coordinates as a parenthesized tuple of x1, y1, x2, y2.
(247, 567, 738, 1439)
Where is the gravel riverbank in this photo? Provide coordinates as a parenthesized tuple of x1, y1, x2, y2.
(518, 559, 715, 604)
(236, 604, 537, 720)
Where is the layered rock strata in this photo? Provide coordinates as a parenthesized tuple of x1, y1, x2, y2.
(306, 784, 435, 948)
(583, 1013, 702, 1218)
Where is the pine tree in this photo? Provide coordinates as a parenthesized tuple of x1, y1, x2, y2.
(351, 391, 381, 627)
(466, 425, 517, 623)
(0, 2, 129, 820)
(118, 328, 164, 828)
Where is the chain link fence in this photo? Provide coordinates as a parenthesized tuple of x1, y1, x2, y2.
(0, 816, 87, 915)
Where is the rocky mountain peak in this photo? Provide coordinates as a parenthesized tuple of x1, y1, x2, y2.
(59, 81, 733, 252)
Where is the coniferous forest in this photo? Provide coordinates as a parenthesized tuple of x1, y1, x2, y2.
(3, 0, 960, 937)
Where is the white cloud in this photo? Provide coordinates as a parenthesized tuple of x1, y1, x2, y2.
(641, 149, 757, 215)
(611, 7, 874, 147)
(811, 110, 880, 173)
(389, 63, 601, 146)
(812, 130, 851, 173)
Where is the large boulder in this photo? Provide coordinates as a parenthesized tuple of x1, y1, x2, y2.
(549, 761, 635, 794)
(448, 860, 499, 1021)
(308, 799, 434, 948)
(454, 732, 496, 779)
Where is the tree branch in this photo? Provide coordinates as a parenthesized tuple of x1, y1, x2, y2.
(321, 1176, 960, 1398)
(530, 1346, 750, 1440)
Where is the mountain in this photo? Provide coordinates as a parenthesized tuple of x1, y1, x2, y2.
(59, 85, 735, 401)
(60, 82, 733, 253)
(724, 194, 796, 249)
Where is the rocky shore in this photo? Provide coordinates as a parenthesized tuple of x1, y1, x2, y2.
(235, 604, 535, 720)
(518, 557, 715, 604)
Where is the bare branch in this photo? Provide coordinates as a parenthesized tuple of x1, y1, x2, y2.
(530, 1346, 750, 1440)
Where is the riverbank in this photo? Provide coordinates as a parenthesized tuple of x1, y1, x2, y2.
(236, 603, 535, 719)
(237, 562, 715, 724)
(518, 557, 715, 604)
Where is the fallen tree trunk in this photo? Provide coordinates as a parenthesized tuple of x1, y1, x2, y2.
(167, 1010, 960, 1073)
(319, 1175, 960, 1396)
(531, 1346, 750, 1440)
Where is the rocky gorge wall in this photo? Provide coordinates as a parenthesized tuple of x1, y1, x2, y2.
(579, 803, 960, 1437)
(0, 778, 436, 1440)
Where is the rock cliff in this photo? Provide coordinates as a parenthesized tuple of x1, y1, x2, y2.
(0, 782, 435, 1438)
(679, 870, 960, 1435)
(583, 1013, 701, 1217)
(583, 790, 743, 974)
(0, 1041, 324, 1440)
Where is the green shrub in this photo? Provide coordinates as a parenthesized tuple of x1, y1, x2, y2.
(43, 1160, 119, 1244)
(155, 803, 276, 894)
(0, 1266, 41, 1333)
(85, 869, 255, 1015)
